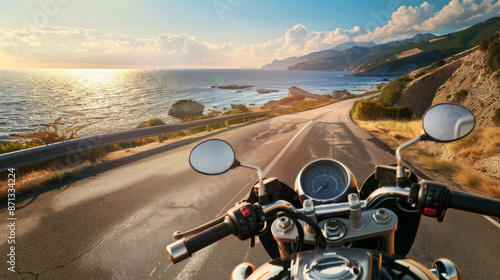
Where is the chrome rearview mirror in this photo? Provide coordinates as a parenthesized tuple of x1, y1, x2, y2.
(395, 103, 475, 187)
(189, 139, 264, 184)
(422, 103, 475, 142)
(189, 139, 237, 175)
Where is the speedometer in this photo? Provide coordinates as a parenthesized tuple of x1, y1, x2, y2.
(295, 159, 357, 203)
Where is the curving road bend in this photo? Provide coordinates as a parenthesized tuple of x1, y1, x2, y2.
(0, 99, 498, 279)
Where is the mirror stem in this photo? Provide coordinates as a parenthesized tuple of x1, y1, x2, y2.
(396, 135, 423, 187)
(240, 162, 264, 185)
(396, 135, 424, 167)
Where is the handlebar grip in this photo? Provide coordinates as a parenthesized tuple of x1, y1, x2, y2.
(167, 216, 235, 264)
(447, 189, 500, 218)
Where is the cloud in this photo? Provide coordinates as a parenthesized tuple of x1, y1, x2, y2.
(418, 0, 500, 30)
(0, 0, 499, 68)
(0, 26, 233, 67)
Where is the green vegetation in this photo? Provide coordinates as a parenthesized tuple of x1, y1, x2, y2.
(479, 32, 500, 76)
(357, 17, 500, 73)
(414, 71, 426, 79)
(430, 59, 446, 69)
(230, 104, 250, 115)
(0, 141, 25, 154)
(493, 108, 500, 126)
(137, 118, 166, 128)
(297, 100, 312, 106)
(454, 89, 469, 101)
(351, 100, 413, 121)
(378, 76, 413, 106)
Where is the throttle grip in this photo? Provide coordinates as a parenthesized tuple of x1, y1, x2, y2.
(167, 216, 235, 264)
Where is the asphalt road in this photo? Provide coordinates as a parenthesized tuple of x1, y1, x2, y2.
(1, 99, 499, 279)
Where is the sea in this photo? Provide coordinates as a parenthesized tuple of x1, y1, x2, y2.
(0, 69, 393, 141)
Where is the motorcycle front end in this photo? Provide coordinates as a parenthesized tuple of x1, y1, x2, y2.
(166, 103, 499, 280)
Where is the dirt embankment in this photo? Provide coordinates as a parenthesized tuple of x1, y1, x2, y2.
(431, 49, 500, 127)
(396, 60, 463, 117)
(398, 46, 499, 125)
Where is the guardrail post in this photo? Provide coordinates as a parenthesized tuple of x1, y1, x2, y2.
(225, 121, 229, 128)
(206, 125, 211, 132)
(243, 117, 246, 123)
(159, 134, 164, 143)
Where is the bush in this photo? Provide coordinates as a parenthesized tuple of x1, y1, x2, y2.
(238, 104, 249, 112)
(431, 60, 446, 69)
(297, 100, 312, 106)
(479, 33, 500, 51)
(414, 71, 426, 79)
(493, 108, 500, 126)
(454, 89, 468, 101)
(138, 118, 165, 128)
(479, 33, 500, 74)
(0, 141, 24, 154)
(147, 118, 165, 127)
(385, 106, 413, 119)
(378, 76, 413, 106)
(356, 101, 386, 120)
(352, 101, 413, 121)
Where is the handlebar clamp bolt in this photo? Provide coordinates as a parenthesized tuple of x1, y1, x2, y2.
(277, 217, 293, 233)
(324, 219, 347, 241)
(373, 209, 391, 224)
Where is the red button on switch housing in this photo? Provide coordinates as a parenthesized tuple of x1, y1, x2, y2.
(240, 206, 251, 218)
(424, 208, 438, 216)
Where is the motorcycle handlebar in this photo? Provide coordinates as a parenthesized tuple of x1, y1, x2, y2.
(166, 216, 235, 264)
(447, 189, 500, 218)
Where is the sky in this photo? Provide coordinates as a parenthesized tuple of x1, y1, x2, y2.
(0, 0, 499, 69)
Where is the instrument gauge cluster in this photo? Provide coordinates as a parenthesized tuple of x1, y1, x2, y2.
(295, 159, 357, 203)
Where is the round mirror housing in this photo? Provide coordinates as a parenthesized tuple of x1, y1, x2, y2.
(422, 103, 475, 143)
(189, 139, 238, 175)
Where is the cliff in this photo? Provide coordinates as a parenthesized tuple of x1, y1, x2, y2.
(396, 44, 499, 126)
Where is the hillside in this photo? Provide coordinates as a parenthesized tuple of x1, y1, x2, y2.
(287, 33, 436, 71)
(353, 33, 500, 197)
(261, 41, 376, 69)
(396, 36, 499, 126)
(352, 17, 500, 76)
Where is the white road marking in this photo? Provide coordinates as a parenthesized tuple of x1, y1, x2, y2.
(483, 216, 500, 229)
(173, 120, 314, 279)
(174, 244, 215, 280)
(262, 120, 313, 176)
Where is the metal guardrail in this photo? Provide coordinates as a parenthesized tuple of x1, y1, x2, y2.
(0, 104, 323, 172)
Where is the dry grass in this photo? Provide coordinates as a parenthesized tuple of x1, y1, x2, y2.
(356, 120, 500, 198)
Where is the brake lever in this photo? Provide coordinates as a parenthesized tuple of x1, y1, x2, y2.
(173, 216, 226, 239)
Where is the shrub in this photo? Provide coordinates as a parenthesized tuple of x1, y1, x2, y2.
(480, 32, 500, 74)
(454, 89, 468, 101)
(378, 76, 413, 106)
(431, 60, 446, 69)
(493, 108, 500, 126)
(479, 33, 500, 51)
(385, 106, 413, 119)
(297, 100, 312, 106)
(238, 104, 249, 112)
(356, 101, 386, 120)
(0, 142, 24, 154)
(414, 71, 426, 79)
(147, 118, 165, 127)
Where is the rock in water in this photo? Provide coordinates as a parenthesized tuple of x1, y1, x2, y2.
(168, 100, 205, 119)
